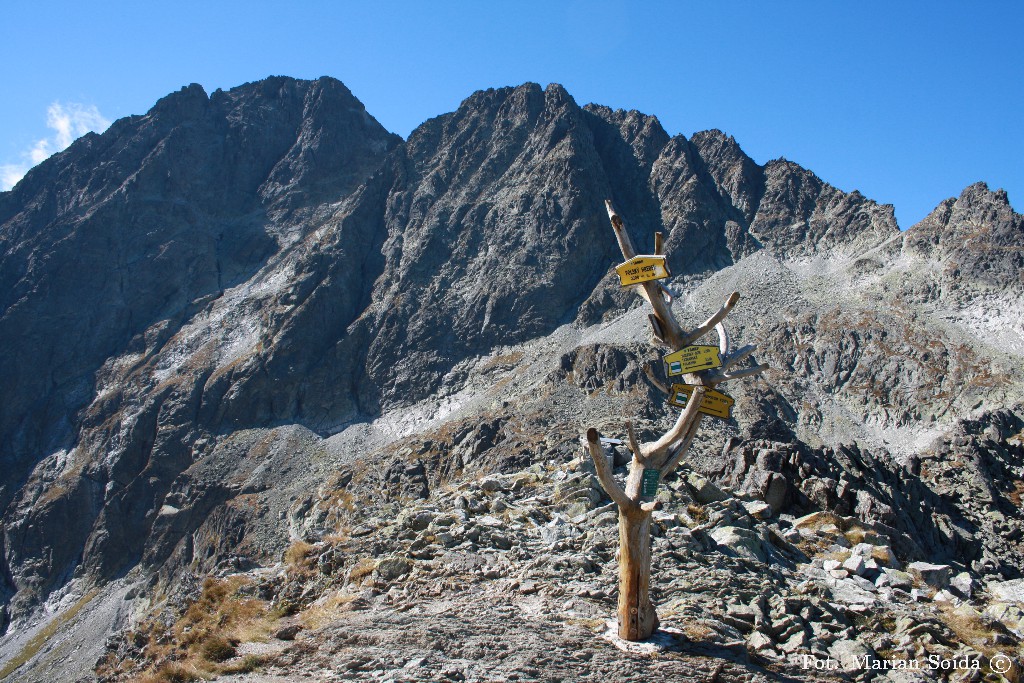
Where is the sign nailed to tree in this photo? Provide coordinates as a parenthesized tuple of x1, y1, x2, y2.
(664, 345, 722, 376)
(668, 383, 735, 420)
(615, 255, 669, 286)
(641, 468, 660, 497)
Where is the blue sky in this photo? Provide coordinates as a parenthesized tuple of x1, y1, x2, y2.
(1, 1, 1020, 228)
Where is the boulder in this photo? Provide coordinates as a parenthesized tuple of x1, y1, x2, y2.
(742, 500, 773, 520)
(687, 473, 729, 504)
(875, 568, 914, 590)
(763, 473, 790, 511)
(987, 577, 1024, 604)
(275, 624, 303, 641)
(793, 511, 833, 530)
(950, 572, 974, 598)
(710, 526, 767, 563)
(907, 561, 951, 588)
(746, 630, 775, 653)
(375, 556, 413, 581)
(842, 555, 866, 576)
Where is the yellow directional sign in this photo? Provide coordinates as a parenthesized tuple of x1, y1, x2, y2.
(668, 383, 735, 420)
(664, 345, 722, 376)
(615, 255, 670, 287)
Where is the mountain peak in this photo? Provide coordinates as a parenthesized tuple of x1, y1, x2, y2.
(904, 180, 1023, 288)
(149, 82, 209, 118)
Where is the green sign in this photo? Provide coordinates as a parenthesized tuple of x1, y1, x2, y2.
(641, 468, 660, 497)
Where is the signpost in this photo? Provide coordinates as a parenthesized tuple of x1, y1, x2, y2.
(668, 383, 735, 419)
(615, 255, 669, 287)
(663, 345, 722, 376)
(584, 200, 768, 643)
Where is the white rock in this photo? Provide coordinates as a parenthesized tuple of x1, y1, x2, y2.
(987, 577, 1024, 604)
(828, 639, 874, 672)
(950, 572, 974, 598)
(742, 500, 773, 520)
(842, 555, 866, 576)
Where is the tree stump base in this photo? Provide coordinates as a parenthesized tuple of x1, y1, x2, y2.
(600, 620, 687, 654)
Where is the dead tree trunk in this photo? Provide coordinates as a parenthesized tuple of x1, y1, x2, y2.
(585, 200, 768, 641)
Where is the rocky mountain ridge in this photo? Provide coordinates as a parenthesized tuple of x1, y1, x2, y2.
(0, 76, 1021, 682)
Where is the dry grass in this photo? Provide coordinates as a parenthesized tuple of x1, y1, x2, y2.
(138, 661, 201, 683)
(113, 576, 277, 681)
(298, 590, 361, 630)
(178, 576, 276, 644)
(564, 616, 607, 631)
(681, 622, 713, 641)
(795, 536, 833, 557)
(348, 558, 377, 584)
(1008, 479, 1024, 507)
(842, 526, 870, 546)
(199, 635, 236, 662)
(937, 605, 1010, 661)
(0, 589, 98, 680)
(482, 351, 524, 371)
(686, 504, 708, 525)
(284, 540, 318, 573)
(219, 654, 268, 675)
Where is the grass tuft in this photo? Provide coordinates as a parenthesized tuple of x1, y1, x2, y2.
(0, 590, 97, 679)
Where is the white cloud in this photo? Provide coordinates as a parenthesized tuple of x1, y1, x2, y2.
(1, 102, 110, 191)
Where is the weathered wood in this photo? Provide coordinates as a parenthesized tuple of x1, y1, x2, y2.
(585, 200, 769, 643)
(617, 505, 657, 640)
(625, 421, 645, 467)
(709, 363, 769, 386)
(680, 292, 740, 348)
(648, 314, 665, 343)
(605, 201, 688, 349)
(644, 362, 670, 395)
(715, 321, 731, 357)
(641, 385, 706, 464)
(586, 428, 634, 510)
(659, 414, 704, 477)
(722, 344, 757, 370)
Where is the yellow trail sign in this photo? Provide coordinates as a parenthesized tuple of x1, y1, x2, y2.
(615, 255, 669, 287)
(668, 383, 735, 420)
(664, 345, 722, 376)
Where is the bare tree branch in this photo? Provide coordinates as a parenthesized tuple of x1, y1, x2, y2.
(658, 283, 673, 304)
(715, 321, 731, 357)
(680, 292, 740, 347)
(709, 363, 769, 386)
(722, 344, 757, 370)
(644, 363, 670, 395)
(648, 314, 666, 344)
(606, 200, 639, 260)
(625, 420, 646, 467)
(659, 414, 703, 478)
(586, 428, 635, 509)
(605, 200, 688, 349)
(642, 386, 706, 461)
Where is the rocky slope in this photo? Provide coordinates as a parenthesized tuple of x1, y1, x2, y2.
(0, 77, 1022, 682)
